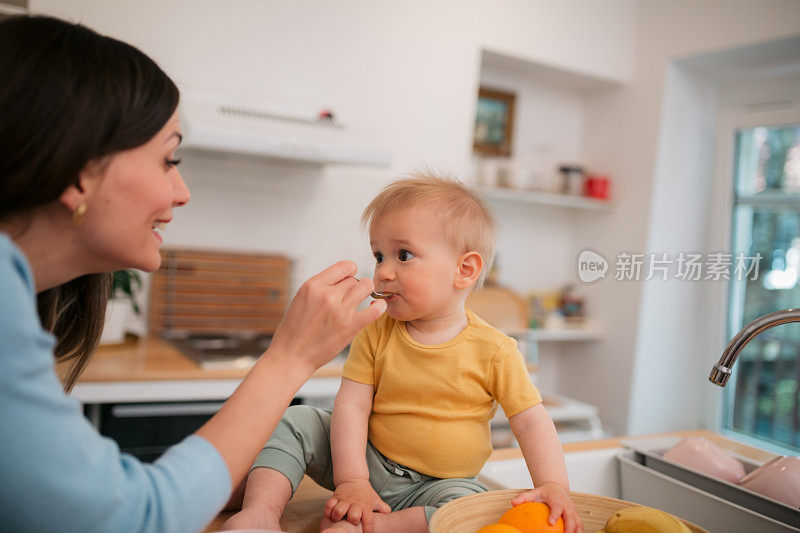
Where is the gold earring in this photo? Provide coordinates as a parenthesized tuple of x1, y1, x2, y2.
(72, 203, 87, 227)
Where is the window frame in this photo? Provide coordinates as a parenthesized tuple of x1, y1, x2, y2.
(710, 104, 800, 455)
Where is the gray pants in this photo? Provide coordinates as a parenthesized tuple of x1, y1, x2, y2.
(252, 405, 488, 521)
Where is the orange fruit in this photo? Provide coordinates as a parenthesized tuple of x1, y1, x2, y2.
(498, 501, 564, 533)
(476, 525, 523, 533)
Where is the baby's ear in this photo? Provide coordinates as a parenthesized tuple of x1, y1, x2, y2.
(455, 251, 483, 289)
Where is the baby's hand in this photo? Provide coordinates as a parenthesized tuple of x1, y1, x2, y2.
(324, 478, 391, 533)
(511, 483, 582, 533)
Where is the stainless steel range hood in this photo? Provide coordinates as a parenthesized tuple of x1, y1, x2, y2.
(178, 93, 391, 167)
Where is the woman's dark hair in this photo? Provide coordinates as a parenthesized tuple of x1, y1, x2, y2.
(0, 16, 180, 391)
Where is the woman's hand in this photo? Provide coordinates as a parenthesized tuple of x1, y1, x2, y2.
(269, 260, 386, 373)
(196, 261, 386, 494)
(511, 483, 582, 533)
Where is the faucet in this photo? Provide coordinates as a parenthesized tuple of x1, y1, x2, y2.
(709, 308, 800, 386)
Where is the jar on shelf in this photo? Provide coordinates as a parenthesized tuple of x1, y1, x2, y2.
(558, 165, 585, 196)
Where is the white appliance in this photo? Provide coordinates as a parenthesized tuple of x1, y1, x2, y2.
(178, 93, 391, 166)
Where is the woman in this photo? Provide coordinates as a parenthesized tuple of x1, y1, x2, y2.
(0, 15, 386, 532)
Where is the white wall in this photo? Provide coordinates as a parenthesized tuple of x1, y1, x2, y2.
(29, 0, 635, 288)
(627, 64, 718, 434)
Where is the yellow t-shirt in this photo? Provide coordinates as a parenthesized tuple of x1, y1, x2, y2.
(342, 308, 542, 479)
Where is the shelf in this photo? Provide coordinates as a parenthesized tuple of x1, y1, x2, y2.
(181, 133, 392, 167)
(491, 391, 604, 443)
(477, 186, 614, 212)
(481, 48, 627, 91)
(506, 326, 603, 342)
(507, 326, 602, 368)
(179, 94, 392, 167)
(542, 392, 601, 422)
(492, 393, 599, 423)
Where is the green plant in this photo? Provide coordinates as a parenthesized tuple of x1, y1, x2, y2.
(111, 270, 143, 315)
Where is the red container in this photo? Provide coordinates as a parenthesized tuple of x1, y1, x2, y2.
(584, 173, 610, 199)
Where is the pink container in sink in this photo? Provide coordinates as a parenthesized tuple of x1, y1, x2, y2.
(662, 436, 746, 483)
(737, 455, 800, 508)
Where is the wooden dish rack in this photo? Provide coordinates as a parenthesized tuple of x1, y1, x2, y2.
(149, 249, 290, 335)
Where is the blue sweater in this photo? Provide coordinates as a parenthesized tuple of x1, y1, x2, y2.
(0, 234, 231, 532)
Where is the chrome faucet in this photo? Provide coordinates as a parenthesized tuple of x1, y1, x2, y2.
(709, 308, 800, 386)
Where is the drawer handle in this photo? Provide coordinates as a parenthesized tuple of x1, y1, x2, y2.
(111, 402, 225, 417)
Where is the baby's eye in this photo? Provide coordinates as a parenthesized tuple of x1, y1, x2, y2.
(373, 252, 383, 264)
(398, 250, 414, 261)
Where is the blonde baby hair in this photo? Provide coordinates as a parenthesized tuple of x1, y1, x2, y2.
(361, 172, 496, 288)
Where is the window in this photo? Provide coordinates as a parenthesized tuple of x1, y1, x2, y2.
(726, 124, 800, 452)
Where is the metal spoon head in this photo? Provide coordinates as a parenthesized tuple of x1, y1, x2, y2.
(354, 277, 390, 299)
(370, 291, 391, 299)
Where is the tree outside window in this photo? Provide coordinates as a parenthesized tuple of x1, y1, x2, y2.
(727, 124, 800, 452)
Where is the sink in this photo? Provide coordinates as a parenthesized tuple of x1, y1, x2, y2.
(618, 448, 797, 532)
(479, 447, 620, 497)
(625, 443, 800, 528)
(163, 332, 272, 369)
(618, 436, 799, 532)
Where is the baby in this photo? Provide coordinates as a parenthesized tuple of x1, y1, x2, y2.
(224, 174, 579, 533)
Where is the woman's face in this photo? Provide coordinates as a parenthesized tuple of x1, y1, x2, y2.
(77, 111, 189, 273)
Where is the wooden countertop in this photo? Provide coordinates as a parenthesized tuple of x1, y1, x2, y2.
(63, 336, 536, 384)
(57, 335, 343, 383)
(204, 429, 777, 532)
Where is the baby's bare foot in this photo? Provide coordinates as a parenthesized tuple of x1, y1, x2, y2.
(319, 516, 362, 533)
(221, 505, 282, 531)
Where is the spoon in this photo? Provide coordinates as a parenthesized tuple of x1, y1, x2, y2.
(354, 277, 391, 299)
(370, 290, 391, 299)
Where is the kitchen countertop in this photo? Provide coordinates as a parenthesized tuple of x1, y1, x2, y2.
(203, 429, 777, 532)
(58, 335, 343, 383)
(58, 336, 345, 404)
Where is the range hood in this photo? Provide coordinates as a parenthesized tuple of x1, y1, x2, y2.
(179, 94, 391, 167)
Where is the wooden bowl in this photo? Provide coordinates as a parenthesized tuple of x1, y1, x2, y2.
(429, 489, 708, 532)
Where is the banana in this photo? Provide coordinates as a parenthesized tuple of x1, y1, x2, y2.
(601, 505, 692, 533)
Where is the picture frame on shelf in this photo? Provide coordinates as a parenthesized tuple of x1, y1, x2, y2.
(473, 87, 515, 157)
